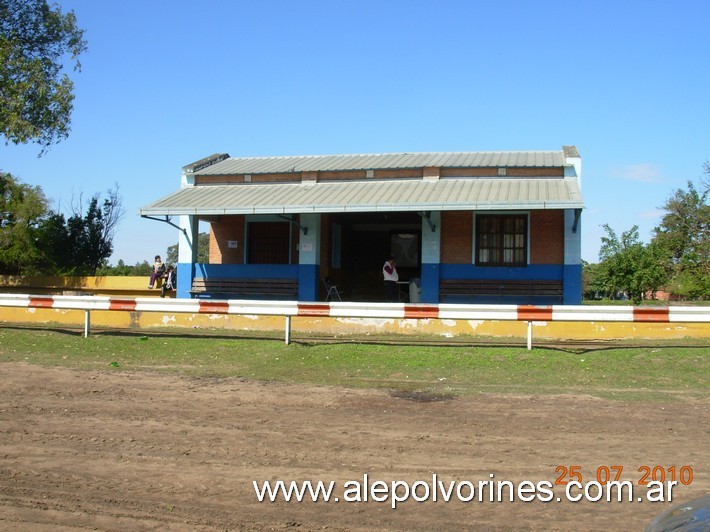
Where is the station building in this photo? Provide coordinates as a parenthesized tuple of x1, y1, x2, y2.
(139, 146, 584, 304)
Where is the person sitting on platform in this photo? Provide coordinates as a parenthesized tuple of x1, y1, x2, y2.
(148, 255, 166, 289)
(161, 265, 176, 298)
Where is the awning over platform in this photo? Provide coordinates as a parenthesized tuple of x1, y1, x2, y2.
(139, 178, 583, 217)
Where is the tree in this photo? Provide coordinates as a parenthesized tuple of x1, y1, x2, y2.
(33, 210, 70, 272)
(0, 0, 87, 152)
(165, 232, 210, 265)
(652, 169, 709, 299)
(590, 164, 709, 302)
(69, 189, 124, 274)
(0, 171, 48, 274)
(0, 173, 124, 275)
(597, 224, 669, 303)
(582, 260, 605, 300)
(35, 187, 124, 275)
(96, 259, 152, 276)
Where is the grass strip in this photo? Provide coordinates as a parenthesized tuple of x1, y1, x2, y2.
(0, 326, 707, 401)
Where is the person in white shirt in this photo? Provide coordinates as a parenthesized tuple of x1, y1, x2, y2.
(383, 255, 399, 302)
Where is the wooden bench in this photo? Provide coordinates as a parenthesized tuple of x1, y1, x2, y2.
(189, 278, 298, 299)
(439, 279, 563, 303)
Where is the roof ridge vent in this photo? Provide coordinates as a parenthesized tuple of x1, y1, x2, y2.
(183, 153, 230, 174)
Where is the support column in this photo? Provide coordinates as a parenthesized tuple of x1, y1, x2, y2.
(420, 211, 441, 304)
(297, 213, 321, 301)
(563, 209, 582, 304)
(84, 310, 91, 338)
(177, 214, 199, 299)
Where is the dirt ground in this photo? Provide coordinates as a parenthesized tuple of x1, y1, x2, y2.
(0, 363, 707, 531)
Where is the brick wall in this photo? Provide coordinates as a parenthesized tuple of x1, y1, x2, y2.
(440, 167, 564, 177)
(441, 211, 473, 263)
(440, 210, 565, 265)
(195, 166, 563, 184)
(209, 216, 245, 264)
(529, 210, 564, 264)
(208, 216, 306, 265)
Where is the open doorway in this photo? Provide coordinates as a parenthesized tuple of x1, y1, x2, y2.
(329, 212, 421, 301)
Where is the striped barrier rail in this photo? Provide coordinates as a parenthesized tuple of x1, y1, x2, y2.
(1, 293, 708, 349)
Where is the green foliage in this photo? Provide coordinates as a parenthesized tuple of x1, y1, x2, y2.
(68, 196, 114, 273)
(581, 260, 605, 299)
(165, 232, 209, 264)
(33, 211, 70, 272)
(589, 166, 709, 302)
(652, 171, 709, 299)
(0, 171, 48, 273)
(0, 0, 87, 152)
(0, 172, 123, 275)
(165, 243, 177, 266)
(33, 189, 123, 275)
(665, 268, 710, 301)
(596, 224, 669, 303)
(96, 259, 152, 276)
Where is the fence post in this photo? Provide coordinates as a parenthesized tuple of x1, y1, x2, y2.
(285, 315, 291, 345)
(84, 310, 91, 338)
(527, 320, 532, 351)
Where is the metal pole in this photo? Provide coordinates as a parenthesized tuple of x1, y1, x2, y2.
(84, 310, 91, 338)
(285, 315, 291, 345)
(527, 320, 532, 351)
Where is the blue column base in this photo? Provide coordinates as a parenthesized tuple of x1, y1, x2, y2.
(563, 264, 582, 304)
(421, 263, 440, 304)
(298, 264, 319, 301)
(176, 263, 195, 299)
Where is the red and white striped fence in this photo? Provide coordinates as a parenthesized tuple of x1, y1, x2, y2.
(0, 293, 708, 349)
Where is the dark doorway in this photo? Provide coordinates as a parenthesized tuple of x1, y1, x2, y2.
(331, 212, 421, 301)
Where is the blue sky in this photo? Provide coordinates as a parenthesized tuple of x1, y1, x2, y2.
(1, 0, 708, 265)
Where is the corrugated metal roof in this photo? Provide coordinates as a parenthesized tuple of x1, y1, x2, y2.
(140, 178, 583, 216)
(191, 150, 567, 175)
